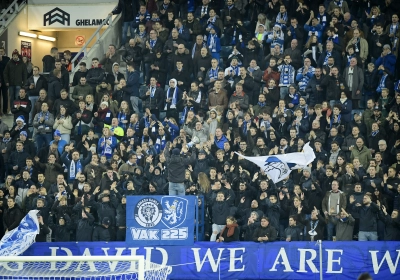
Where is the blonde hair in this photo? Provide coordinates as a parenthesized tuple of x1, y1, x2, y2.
(304, 35, 317, 49)
(198, 172, 211, 193)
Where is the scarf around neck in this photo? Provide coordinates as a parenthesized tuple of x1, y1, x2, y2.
(221, 223, 238, 237)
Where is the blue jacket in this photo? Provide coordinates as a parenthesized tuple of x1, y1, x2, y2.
(214, 135, 228, 149)
(375, 54, 396, 77)
(97, 136, 118, 158)
(126, 70, 140, 97)
(304, 23, 323, 42)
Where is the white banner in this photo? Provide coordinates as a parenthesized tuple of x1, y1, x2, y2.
(28, 4, 116, 29)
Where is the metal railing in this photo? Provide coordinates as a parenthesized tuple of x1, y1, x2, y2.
(70, 7, 120, 74)
(0, 0, 26, 35)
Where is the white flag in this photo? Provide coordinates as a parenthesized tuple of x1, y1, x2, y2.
(236, 142, 316, 183)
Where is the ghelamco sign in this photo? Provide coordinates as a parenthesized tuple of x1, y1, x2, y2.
(28, 4, 116, 29)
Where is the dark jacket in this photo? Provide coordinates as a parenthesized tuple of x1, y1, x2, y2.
(92, 225, 111, 241)
(116, 203, 126, 227)
(351, 202, 380, 232)
(301, 214, 326, 241)
(140, 86, 164, 111)
(52, 98, 77, 116)
(164, 143, 196, 183)
(0, 55, 11, 84)
(112, 0, 139, 22)
(126, 70, 140, 97)
(76, 211, 95, 241)
(35, 223, 50, 242)
(4, 58, 27, 86)
(11, 96, 32, 122)
(8, 150, 29, 173)
(86, 67, 105, 88)
(48, 213, 72, 242)
(320, 74, 349, 101)
(3, 204, 24, 231)
(252, 224, 277, 242)
(383, 214, 400, 241)
(211, 191, 235, 225)
(89, 193, 118, 227)
(25, 75, 48, 97)
(283, 224, 304, 241)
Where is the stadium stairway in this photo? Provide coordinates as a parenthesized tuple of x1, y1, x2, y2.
(0, 0, 25, 35)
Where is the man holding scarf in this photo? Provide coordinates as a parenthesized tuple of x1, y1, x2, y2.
(149, 121, 171, 154)
(61, 142, 92, 183)
(164, 78, 182, 122)
(33, 103, 55, 153)
(140, 77, 164, 119)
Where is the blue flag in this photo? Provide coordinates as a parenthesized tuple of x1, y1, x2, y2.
(0, 210, 40, 256)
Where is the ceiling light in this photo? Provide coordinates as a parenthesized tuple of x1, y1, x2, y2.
(38, 35, 56, 42)
(18, 31, 37, 38)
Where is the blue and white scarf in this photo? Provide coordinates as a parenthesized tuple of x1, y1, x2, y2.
(37, 111, 50, 129)
(102, 137, 113, 157)
(143, 116, 151, 128)
(276, 12, 287, 24)
(371, 130, 379, 137)
(180, 106, 194, 124)
(165, 86, 178, 109)
(208, 34, 217, 51)
(330, 114, 341, 129)
(150, 39, 157, 48)
(335, 0, 343, 7)
(209, 67, 219, 80)
(317, 13, 328, 28)
(69, 160, 82, 180)
(257, 102, 266, 107)
(298, 66, 315, 91)
(278, 64, 294, 86)
(300, 104, 309, 118)
(155, 135, 166, 154)
(150, 86, 157, 98)
(192, 42, 206, 58)
(324, 52, 332, 65)
(290, 26, 296, 39)
(129, 121, 140, 134)
(390, 23, 399, 51)
(138, 31, 147, 39)
(2, 137, 11, 144)
(377, 74, 387, 93)
(346, 55, 354, 66)
(327, 34, 339, 45)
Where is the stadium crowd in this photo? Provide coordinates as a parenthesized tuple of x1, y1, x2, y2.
(0, 0, 400, 243)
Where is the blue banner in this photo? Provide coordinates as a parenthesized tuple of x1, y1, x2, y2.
(22, 241, 400, 279)
(126, 196, 196, 246)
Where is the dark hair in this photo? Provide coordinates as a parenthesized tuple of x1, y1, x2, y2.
(289, 215, 297, 222)
(260, 216, 269, 222)
(357, 272, 372, 280)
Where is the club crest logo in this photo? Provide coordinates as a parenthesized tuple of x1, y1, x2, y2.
(134, 198, 162, 227)
(161, 196, 187, 228)
(264, 156, 295, 181)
